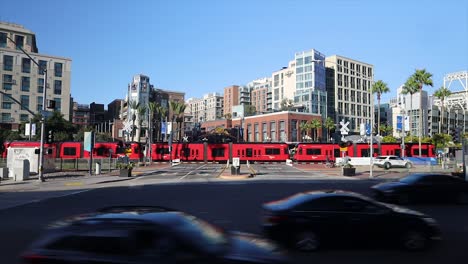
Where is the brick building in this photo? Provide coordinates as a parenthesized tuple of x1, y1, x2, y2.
(200, 111, 322, 143)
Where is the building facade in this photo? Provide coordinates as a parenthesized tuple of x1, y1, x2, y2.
(223, 85, 240, 117)
(0, 22, 72, 130)
(200, 111, 323, 143)
(325, 55, 374, 133)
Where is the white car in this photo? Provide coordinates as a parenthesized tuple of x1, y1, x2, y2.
(373, 155, 412, 169)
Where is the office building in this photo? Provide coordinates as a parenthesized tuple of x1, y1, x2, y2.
(0, 22, 71, 130)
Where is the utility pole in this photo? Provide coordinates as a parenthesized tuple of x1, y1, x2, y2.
(6, 36, 47, 182)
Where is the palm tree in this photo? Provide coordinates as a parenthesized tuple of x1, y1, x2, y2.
(136, 105, 147, 143)
(147, 102, 157, 164)
(128, 100, 140, 142)
(409, 69, 433, 157)
(401, 77, 419, 137)
(299, 121, 309, 142)
(324, 117, 336, 142)
(157, 105, 168, 142)
(310, 119, 322, 142)
(434, 86, 451, 134)
(169, 100, 186, 141)
(371, 80, 390, 135)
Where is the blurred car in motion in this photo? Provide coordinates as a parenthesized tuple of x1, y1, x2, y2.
(372, 173, 468, 204)
(261, 190, 440, 252)
(373, 155, 412, 169)
(21, 206, 289, 264)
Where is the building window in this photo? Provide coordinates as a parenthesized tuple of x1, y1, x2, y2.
(270, 121, 276, 142)
(15, 35, 24, 50)
(21, 77, 30, 92)
(20, 114, 29, 122)
(54, 62, 63, 77)
(262, 122, 267, 141)
(54, 98, 61, 111)
(38, 60, 47, 75)
(54, 80, 62, 95)
(1, 113, 12, 123)
(3, 74, 13, 90)
(279, 121, 286, 142)
(0, 32, 6, 48)
(37, 96, 43, 111)
(291, 120, 297, 142)
(2, 102, 12, 109)
(3, 55, 13, 71)
(20, 95, 29, 110)
(254, 123, 259, 142)
(22, 58, 31, 73)
(37, 78, 44, 93)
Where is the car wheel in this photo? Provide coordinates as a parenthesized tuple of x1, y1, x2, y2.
(405, 163, 412, 169)
(294, 231, 320, 252)
(401, 230, 428, 251)
(456, 192, 468, 204)
(398, 194, 409, 204)
(384, 162, 391, 170)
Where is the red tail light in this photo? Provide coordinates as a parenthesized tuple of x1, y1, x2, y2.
(21, 253, 48, 264)
(265, 215, 288, 224)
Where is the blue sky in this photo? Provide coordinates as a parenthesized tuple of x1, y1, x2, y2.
(2, 0, 467, 107)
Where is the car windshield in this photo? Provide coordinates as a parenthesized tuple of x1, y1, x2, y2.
(176, 214, 228, 254)
(375, 156, 387, 160)
(399, 174, 425, 184)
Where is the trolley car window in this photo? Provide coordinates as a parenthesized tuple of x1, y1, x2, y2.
(212, 148, 225, 157)
(265, 148, 280, 155)
(63, 147, 77, 156)
(334, 149, 340, 157)
(306, 149, 321, 155)
(157, 148, 170, 154)
(246, 148, 253, 157)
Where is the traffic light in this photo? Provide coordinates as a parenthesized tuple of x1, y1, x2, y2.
(450, 128, 456, 142)
(339, 141, 347, 148)
(47, 130, 54, 143)
(454, 127, 461, 143)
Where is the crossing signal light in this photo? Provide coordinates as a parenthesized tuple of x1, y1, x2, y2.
(454, 128, 461, 143)
(47, 130, 54, 143)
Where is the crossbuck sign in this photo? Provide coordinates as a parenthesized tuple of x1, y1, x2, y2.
(340, 120, 350, 135)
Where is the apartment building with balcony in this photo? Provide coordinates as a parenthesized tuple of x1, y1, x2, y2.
(249, 77, 271, 114)
(0, 22, 72, 130)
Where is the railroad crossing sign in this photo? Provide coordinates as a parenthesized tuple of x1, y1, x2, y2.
(339, 120, 350, 135)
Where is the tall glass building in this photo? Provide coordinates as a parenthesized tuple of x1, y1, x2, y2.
(293, 49, 327, 117)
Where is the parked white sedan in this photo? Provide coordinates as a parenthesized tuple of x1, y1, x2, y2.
(374, 155, 412, 169)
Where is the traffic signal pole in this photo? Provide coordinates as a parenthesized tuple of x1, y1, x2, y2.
(7, 36, 47, 182)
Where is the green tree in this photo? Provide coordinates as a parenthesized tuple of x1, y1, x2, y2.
(402, 77, 419, 136)
(372, 80, 390, 135)
(169, 100, 186, 141)
(379, 124, 393, 136)
(299, 121, 310, 141)
(310, 119, 322, 142)
(324, 117, 336, 142)
(431, 133, 451, 149)
(280, 98, 294, 111)
(381, 135, 397, 143)
(433, 86, 451, 134)
(245, 105, 257, 116)
(408, 69, 433, 157)
(137, 104, 147, 143)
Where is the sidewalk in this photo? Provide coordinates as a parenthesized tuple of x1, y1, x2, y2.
(0, 162, 171, 191)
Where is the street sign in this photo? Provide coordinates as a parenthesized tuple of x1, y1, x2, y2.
(40, 110, 52, 119)
(339, 120, 350, 135)
(365, 123, 371, 136)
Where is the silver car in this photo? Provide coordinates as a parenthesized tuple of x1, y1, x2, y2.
(374, 155, 412, 169)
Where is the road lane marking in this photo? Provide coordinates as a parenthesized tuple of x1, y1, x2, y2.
(178, 164, 208, 180)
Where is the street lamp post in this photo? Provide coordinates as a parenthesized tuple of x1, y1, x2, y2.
(6, 36, 47, 182)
